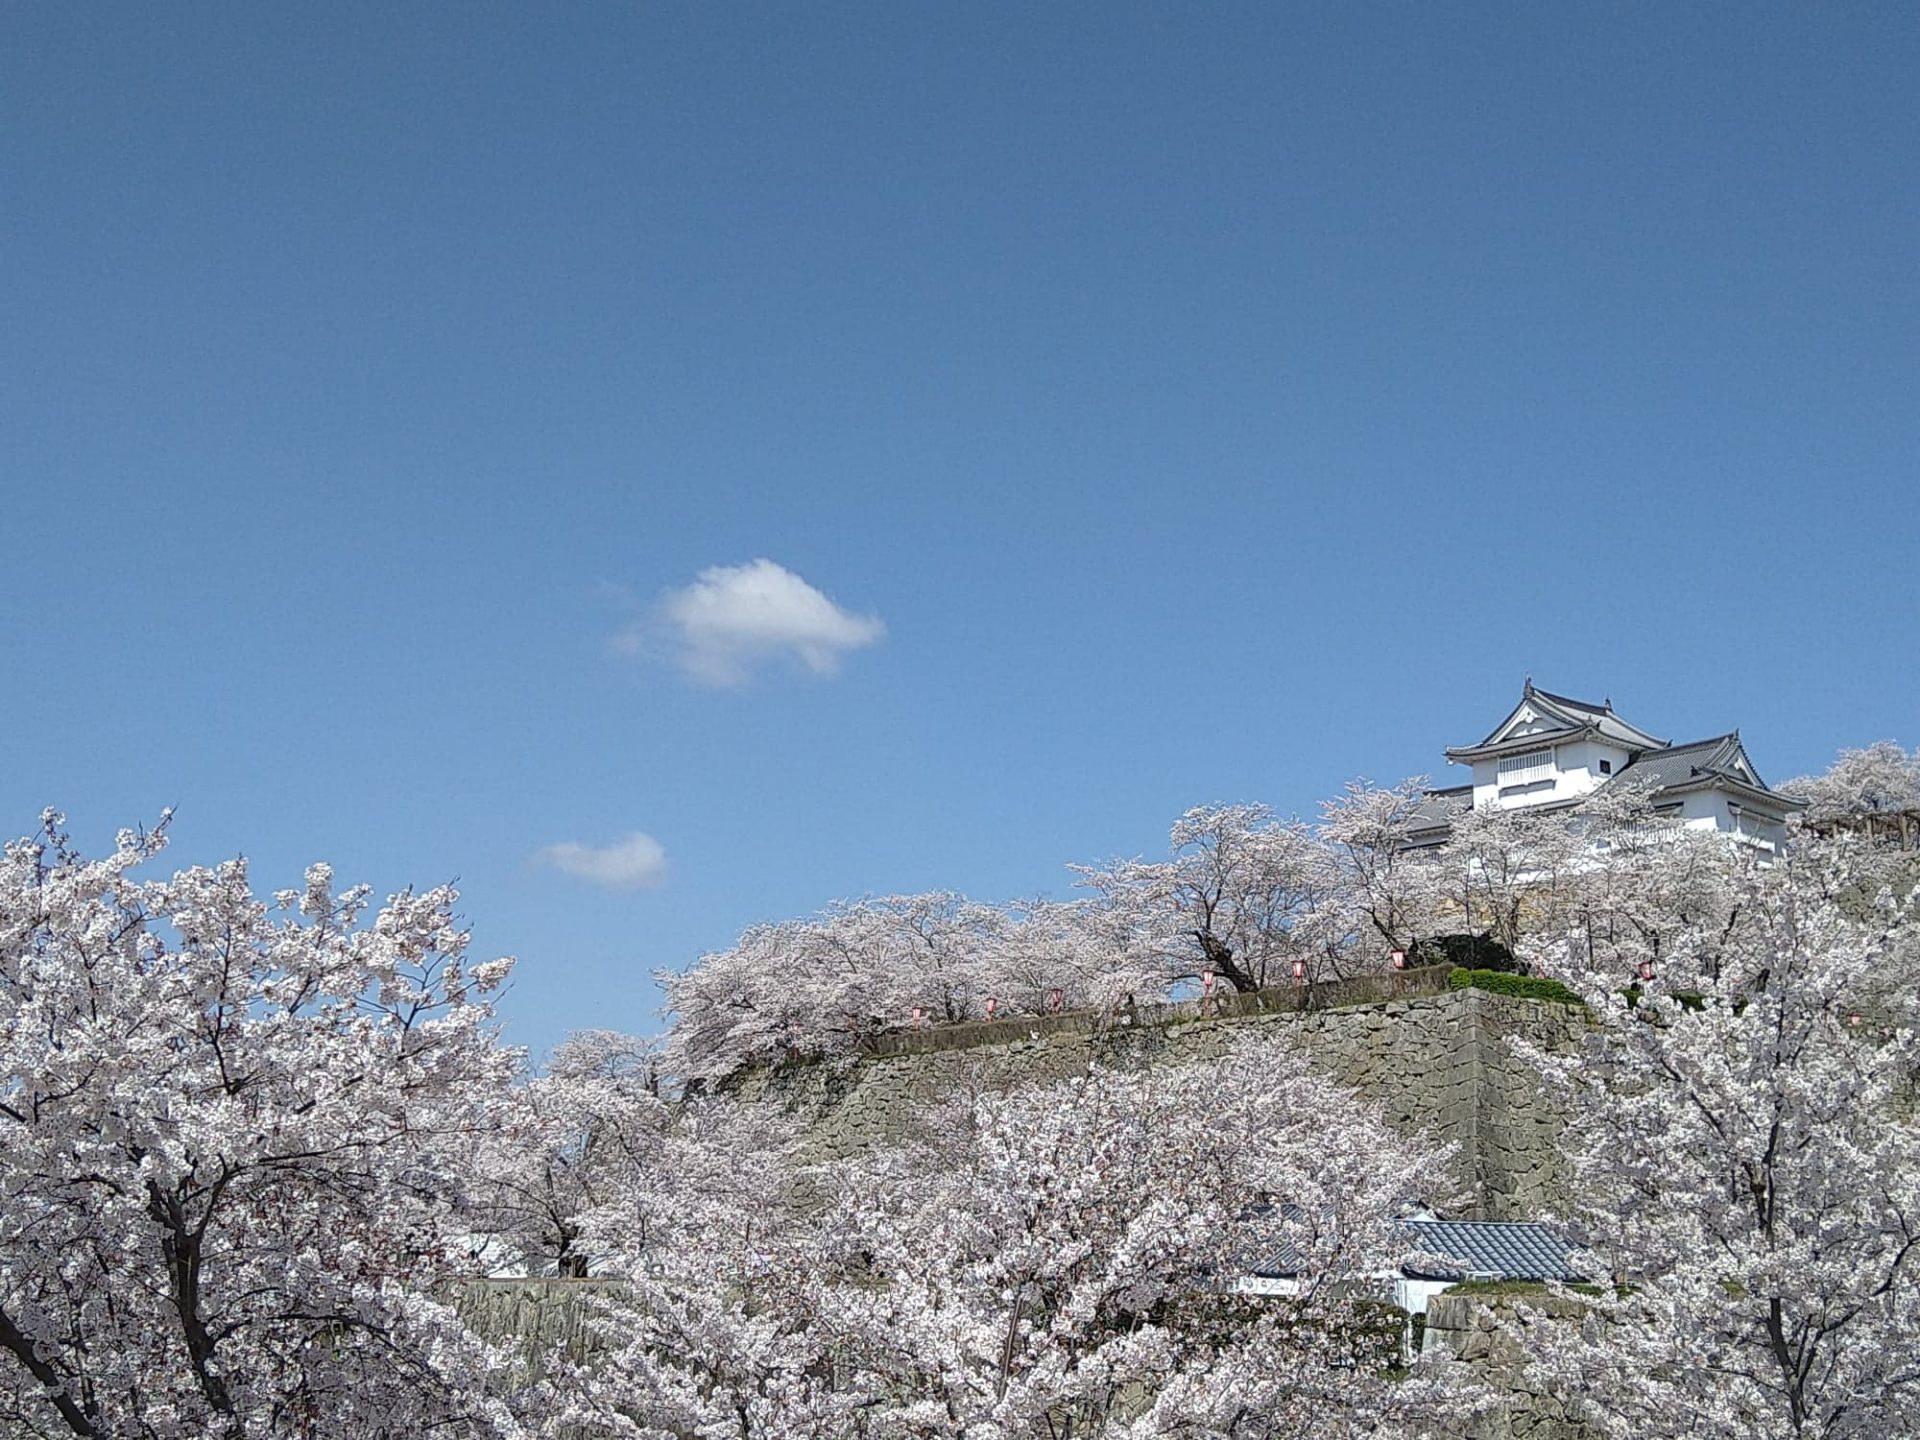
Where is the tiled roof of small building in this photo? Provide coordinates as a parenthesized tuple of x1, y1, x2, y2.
(1401, 1220, 1582, 1282)
(1251, 1218, 1583, 1283)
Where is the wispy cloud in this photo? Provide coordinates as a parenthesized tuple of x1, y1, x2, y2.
(619, 558, 885, 688)
(536, 832, 669, 892)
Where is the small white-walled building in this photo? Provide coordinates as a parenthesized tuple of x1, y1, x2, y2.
(1238, 1217, 1584, 1319)
(1407, 681, 1803, 851)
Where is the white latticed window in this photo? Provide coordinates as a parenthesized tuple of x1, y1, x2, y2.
(1497, 748, 1555, 788)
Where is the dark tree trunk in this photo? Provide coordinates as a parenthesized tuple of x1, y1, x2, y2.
(1193, 930, 1257, 992)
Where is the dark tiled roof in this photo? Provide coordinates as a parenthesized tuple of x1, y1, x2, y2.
(1409, 785, 1472, 831)
(1528, 687, 1608, 716)
(1613, 734, 1753, 792)
(1611, 734, 1727, 784)
(1457, 683, 1668, 755)
(1249, 1240, 1305, 1279)
(1592, 711, 1668, 750)
(1252, 1218, 1582, 1283)
(1401, 1220, 1582, 1282)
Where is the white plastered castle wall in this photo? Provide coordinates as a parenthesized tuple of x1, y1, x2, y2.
(1468, 737, 1631, 813)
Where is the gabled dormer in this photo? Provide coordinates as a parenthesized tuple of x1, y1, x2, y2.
(1616, 731, 1776, 806)
(1442, 681, 1668, 812)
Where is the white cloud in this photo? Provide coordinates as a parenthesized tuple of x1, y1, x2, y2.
(633, 558, 886, 688)
(536, 832, 669, 892)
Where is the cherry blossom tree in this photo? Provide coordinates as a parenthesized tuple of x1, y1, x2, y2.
(0, 813, 524, 1440)
(1075, 804, 1346, 993)
(662, 788, 1654, 1086)
(986, 896, 1166, 1018)
(1513, 833, 1920, 1439)
(658, 893, 1143, 1086)
(1316, 779, 1450, 962)
(1549, 786, 1747, 986)
(1782, 741, 1920, 839)
(527, 1097, 853, 1440)
(812, 1045, 1481, 1438)
(505, 1030, 1484, 1438)
(1431, 799, 1589, 961)
(470, 1030, 666, 1279)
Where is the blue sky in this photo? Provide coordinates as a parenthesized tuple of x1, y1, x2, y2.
(5, 4, 1915, 1059)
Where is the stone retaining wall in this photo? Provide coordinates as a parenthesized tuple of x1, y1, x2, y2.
(737, 980, 1582, 1220)
(1425, 1291, 1592, 1439)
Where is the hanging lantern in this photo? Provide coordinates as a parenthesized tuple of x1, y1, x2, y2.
(1390, 948, 1406, 971)
(1048, 987, 1063, 1014)
(1637, 960, 1656, 983)
(985, 996, 998, 1020)
(911, 1005, 925, 1030)
(1201, 970, 1215, 996)
(1292, 958, 1306, 982)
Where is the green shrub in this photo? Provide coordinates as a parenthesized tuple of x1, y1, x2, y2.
(1445, 1278, 1606, 1298)
(1447, 968, 1585, 1007)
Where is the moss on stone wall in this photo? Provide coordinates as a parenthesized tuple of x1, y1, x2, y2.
(1448, 969, 1586, 1008)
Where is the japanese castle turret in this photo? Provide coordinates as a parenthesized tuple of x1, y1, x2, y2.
(1407, 680, 1803, 852)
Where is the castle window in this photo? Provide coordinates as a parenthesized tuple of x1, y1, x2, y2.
(1599, 759, 1613, 775)
(1497, 749, 1554, 788)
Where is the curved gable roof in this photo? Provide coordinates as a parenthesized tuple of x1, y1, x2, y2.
(1449, 682, 1667, 762)
(1614, 733, 1803, 809)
